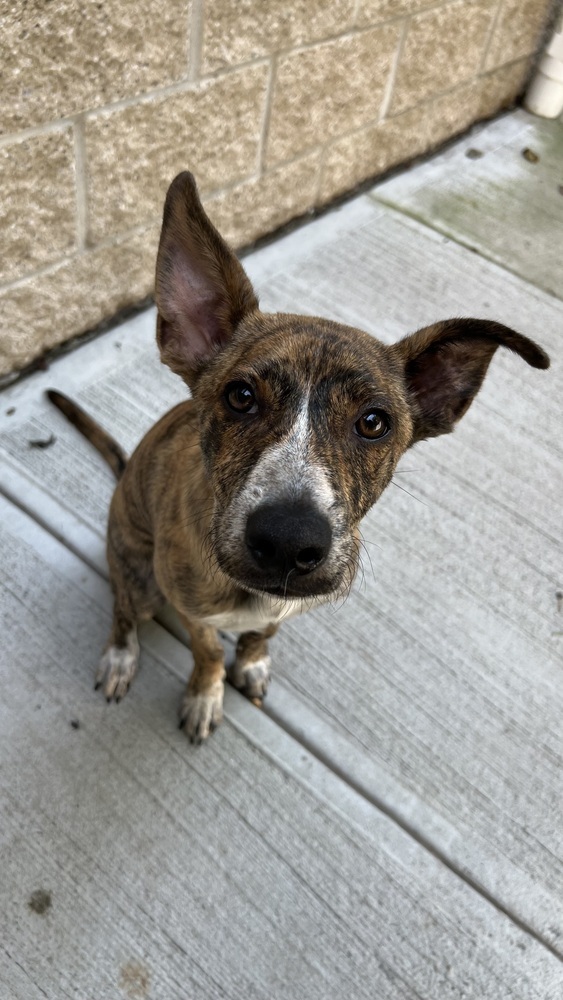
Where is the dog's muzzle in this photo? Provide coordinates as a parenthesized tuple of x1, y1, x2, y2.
(245, 501, 332, 579)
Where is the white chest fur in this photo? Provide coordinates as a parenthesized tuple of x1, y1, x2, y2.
(201, 592, 329, 633)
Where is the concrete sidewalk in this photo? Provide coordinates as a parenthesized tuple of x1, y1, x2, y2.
(1, 109, 562, 999)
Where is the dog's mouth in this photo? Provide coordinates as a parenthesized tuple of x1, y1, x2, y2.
(231, 572, 342, 601)
(212, 499, 358, 602)
(214, 543, 356, 602)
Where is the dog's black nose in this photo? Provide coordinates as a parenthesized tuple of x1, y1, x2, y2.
(245, 502, 332, 576)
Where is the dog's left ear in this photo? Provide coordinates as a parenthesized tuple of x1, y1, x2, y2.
(393, 318, 550, 444)
(155, 171, 259, 384)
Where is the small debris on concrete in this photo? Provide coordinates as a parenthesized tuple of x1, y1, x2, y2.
(558, 185, 563, 196)
(30, 356, 50, 373)
(5, 407, 15, 416)
(119, 961, 150, 999)
(522, 148, 539, 163)
(465, 148, 483, 159)
(114, 341, 122, 349)
(70, 719, 80, 729)
(28, 889, 52, 915)
(556, 591, 563, 613)
(28, 433, 56, 449)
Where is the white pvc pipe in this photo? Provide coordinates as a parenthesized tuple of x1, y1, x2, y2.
(525, 12, 563, 119)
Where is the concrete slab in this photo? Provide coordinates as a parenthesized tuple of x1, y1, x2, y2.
(370, 110, 563, 300)
(4, 498, 563, 999)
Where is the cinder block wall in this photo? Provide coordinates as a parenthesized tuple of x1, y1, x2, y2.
(0, 0, 554, 377)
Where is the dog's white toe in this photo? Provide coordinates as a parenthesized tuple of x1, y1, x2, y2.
(230, 655, 271, 701)
(180, 681, 224, 744)
(96, 631, 140, 702)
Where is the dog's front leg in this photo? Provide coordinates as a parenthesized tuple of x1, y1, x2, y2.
(230, 624, 278, 704)
(96, 609, 140, 702)
(178, 618, 226, 744)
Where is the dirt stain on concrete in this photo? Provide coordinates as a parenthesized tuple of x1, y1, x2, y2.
(119, 961, 150, 998)
(28, 889, 52, 915)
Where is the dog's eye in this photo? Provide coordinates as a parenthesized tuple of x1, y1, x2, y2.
(355, 409, 390, 440)
(224, 381, 257, 414)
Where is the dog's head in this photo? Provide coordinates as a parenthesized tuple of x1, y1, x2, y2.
(155, 172, 549, 601)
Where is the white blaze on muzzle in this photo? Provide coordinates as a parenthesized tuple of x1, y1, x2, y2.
(229, 395, 337, 531)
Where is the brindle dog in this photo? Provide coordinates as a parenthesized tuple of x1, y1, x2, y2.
(49, 171, 549, 743)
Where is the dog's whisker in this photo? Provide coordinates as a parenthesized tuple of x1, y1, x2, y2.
(358, 535, 382, 550)
(176, 507, 216, 531)
(199, 529, 215, 568)
(358, 536, 375, 584)
(283, 570, 295, 600)
(391, 480, 428, 506)
(176, 507, 215, 525)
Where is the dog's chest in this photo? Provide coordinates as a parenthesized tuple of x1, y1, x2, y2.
(201, 594, 326, 633)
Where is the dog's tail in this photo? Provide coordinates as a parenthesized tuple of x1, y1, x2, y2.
(46, 389, 127, 480)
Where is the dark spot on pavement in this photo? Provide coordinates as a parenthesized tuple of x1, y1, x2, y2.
(70, 719, 80, 729)
(28, 433, 56, 449)
(522, 147, 539, 163)
(465, 148, 483, 159)
(28, 889, 52, 915)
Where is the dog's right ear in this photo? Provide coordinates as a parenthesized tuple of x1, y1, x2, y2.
(155, 172, 258, 384)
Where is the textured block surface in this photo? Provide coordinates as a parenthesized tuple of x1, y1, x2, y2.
(205, 151, 322, 248)
(0, 0, 191, 134)
(266, 26, 401, 165)
(85, 67, 269, 242)
(486, 0, 554, 68)
(0, 128, 77, 283)
(0, 223, 159, 375)
(356, 0, 442, 20)
(391, 0, 495, 113)
(201, 0, 356, 72)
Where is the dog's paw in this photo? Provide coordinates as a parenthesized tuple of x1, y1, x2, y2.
(230, 655, 271, 702)
(95, 631, 140, 702)
(179, 680, 224, 744)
